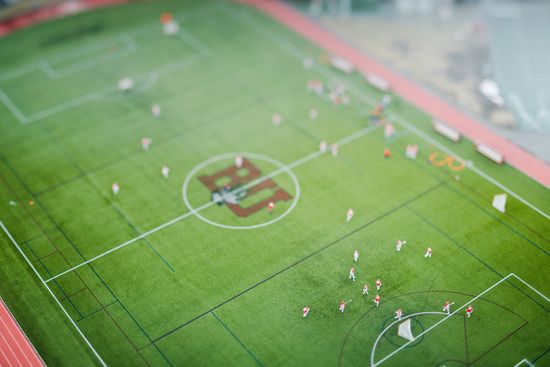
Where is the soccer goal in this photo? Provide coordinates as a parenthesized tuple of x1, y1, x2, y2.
(370, 273, 550, 367)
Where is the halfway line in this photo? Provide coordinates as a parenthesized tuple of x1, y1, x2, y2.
(44, 123, 381, 282)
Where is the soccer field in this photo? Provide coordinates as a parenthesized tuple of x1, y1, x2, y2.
(0, 0, 549, 366)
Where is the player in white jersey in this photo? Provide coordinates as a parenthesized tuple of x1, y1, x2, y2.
(151, 104, 161, 118)
(396, 239, 406, 252)
(331, 144, 338, 157)
(424, 247, 432, 258)
(349, 267, 356, 282)
(235, 155, 243, 168)
(346, 208, 354, 222)
(161, 165, 170, 178)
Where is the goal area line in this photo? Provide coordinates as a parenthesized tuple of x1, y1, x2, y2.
(370, 273, 549, 367)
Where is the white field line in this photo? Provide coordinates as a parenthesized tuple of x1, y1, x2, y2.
(48, 39, 138, 78)
(371, 273, 514, 367)
(45, 201, 214, 283)
(0, 2, 222, 83)
(0, 221, 107, 367)
(44, 123, 382, 283)
(389, 113, 550, 221)
(371, 272, 549, 366)
(0, 5, 217, 124)
(23, 53, 204, 124)
(0, 89, 27, 123)
(225, 7, 550, 221)
(510, 272, 550, 303)
(513, 358, 534, 367)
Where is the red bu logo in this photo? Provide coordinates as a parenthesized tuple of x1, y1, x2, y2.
(198, 158, 292, 217)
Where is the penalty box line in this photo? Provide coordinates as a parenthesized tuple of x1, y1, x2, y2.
(0, 4, 218, 125)
(0, 221, 108, 367)
(371, 273, 550, 367)
(44, 123, 382, 283)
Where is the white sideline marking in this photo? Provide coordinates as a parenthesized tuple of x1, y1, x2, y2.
(0, 221, 107, 367)
(45, 123, 382, 282)
(224, 7, 550, 221)
(370, 273, 549, 366)
(0, 89, 27, 123)
(514, 358, 534, 367)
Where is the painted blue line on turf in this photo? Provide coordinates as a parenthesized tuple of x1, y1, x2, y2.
(211, 311, 265, 367)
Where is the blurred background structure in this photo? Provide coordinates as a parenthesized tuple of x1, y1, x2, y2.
(1, 0, 549, 162)
(289, 0, 550, 163)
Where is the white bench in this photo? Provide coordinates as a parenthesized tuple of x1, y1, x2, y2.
(364, 73, 390, 92)
(432, 120, 461, 142)
(330, 55, 354, 74)
(476, 143, 504, 164)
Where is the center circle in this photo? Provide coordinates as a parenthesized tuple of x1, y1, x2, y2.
(182, 153, 300, 230)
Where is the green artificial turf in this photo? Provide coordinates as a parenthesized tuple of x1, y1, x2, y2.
(0, 0, 549, 366)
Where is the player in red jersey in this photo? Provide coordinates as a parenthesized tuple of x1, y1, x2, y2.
(339, 300, 346, 313)
(443, 300, 454, 314)
(141, 137, 152, 151)
(303, 307, 310, 318)
(268, 202, 274, 215)
(374, 295, 381, 307)
(466, 305, 474, 318)
(395, 308, 402, 320)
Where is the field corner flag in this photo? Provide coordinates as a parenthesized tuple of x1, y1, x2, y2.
(492, 193, 507, 213)
(397, 319, 414, 341)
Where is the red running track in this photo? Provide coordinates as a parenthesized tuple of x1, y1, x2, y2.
(237, 0, 550, 189)
(0, 298, 45, 367)
(0, 0, 129, 36)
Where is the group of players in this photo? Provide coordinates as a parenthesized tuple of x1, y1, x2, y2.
(113, 28, 476, 325)
(302, 233, 474, 320)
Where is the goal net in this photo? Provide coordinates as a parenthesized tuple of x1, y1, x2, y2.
(397, 319, 415, 341)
